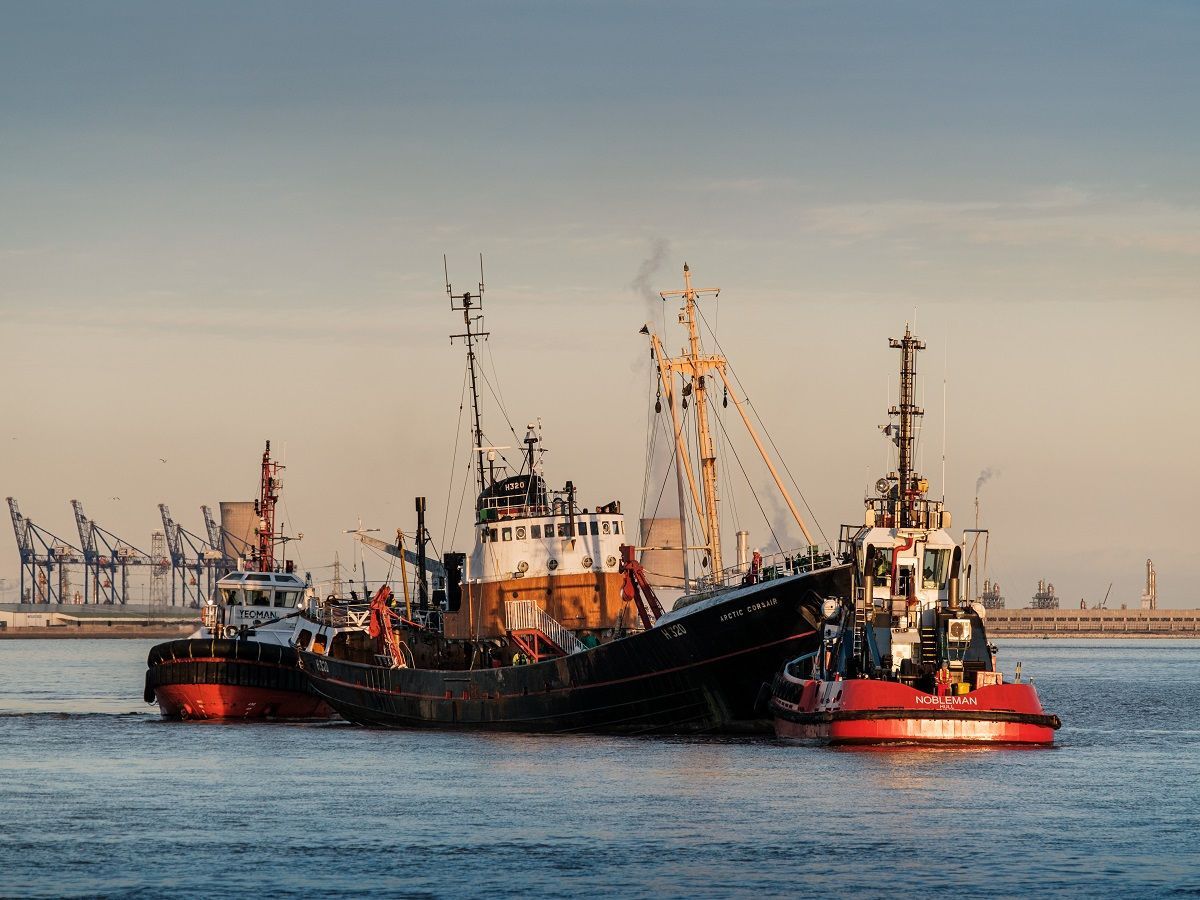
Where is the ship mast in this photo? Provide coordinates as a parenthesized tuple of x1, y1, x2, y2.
(447, 256, 490, 499)
(649, 263, 816, 584)
(254, 440, 284, 572)
(658, 263, 724, 576)
(889, 324, 925, 528)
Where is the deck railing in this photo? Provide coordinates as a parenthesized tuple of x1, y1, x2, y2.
(504, 599, 586, 654)
(312, 599, 372, 629)
(706, 545, 834, 591)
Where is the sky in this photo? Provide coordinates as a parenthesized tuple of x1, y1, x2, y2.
(1, 1, 1197, 607)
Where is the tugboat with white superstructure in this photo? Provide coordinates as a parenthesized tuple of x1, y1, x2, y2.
(770, 325, 1061, 745)
(144, 442, 332, 720)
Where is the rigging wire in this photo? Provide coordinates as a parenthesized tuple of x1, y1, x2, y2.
(704, 389, 784, 556)
(440, 360, 472, 551)
(277, 496, 304, 574)
(476, 363, 519, 470)
(694, 302, 832, 552)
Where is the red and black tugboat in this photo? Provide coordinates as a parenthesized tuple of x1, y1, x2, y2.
(296, 262, 850, 734)
(144, 442, 332, 721)
(770, 325, 1061, 745)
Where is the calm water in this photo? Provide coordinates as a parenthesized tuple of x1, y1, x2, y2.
(1, 639, 1198, 899)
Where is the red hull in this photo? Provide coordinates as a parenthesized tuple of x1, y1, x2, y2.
(772, 678, 1059, 746)
(146, 639, 336, 721)
(155, 682, 334, 721)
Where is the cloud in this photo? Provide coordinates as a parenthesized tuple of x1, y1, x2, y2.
(800, 186, 1200, 256)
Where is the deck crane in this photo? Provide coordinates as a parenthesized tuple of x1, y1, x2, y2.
(8, 497, 85, 604)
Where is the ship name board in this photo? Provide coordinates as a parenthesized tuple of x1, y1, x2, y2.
(719, 597, 779, 623)
(914, 695, 979, 707)
(233, 608, 282, 622)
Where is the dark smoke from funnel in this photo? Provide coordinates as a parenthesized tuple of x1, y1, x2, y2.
(629, 238, 671, 375)
(631, 238, 670, 317)
(975, 467, 1001, 494)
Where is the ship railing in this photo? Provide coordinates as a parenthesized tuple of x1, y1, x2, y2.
(705, 545, 834, 590)
(504, 599, 586, 655)
(865, 497, 947, 531)
(312, 599, 373, 630)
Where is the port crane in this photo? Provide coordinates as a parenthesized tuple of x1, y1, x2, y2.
(8, 497, 84, 604)
(70, 499, 156, 605)
(159, 504, 223, 607)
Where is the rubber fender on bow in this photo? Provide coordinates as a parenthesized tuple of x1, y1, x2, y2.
(143, 669, 156, 705)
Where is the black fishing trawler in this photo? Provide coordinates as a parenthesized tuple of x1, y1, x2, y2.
(297, 261, 850, 733)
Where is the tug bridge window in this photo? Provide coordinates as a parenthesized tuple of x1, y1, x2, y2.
(866, 547, 891, 582)
(922, 549, 950, 589)
(244, 589, 270, 607)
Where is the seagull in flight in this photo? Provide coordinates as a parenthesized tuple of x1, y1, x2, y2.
(159, 458, 168, 463)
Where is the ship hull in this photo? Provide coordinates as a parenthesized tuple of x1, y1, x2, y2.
(771, 677, 1060, 745)
(300, 565, 850, 734)
(146, 638, 334, 721)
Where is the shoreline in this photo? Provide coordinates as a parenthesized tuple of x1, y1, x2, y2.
(0, 626, 194, 640)
(990, 632, 1200, 640)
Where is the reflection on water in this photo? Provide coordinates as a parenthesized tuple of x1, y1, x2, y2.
(1, 638, 1198, 898)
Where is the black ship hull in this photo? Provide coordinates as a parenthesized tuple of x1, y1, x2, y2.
(298, 564, 851, 734)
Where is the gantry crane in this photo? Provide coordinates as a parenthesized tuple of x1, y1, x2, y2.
(8, 497, 85, 604)
(159, 504, 223, 607)
(68, 499, 154, 605)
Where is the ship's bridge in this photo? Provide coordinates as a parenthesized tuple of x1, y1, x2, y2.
(474, 504, 626, 584)
(846, 525, 959, 602)
(215, 571, 306, 609)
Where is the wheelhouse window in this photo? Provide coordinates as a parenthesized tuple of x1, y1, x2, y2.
(220, 588, 242, 605)
(922, 549, 950, 589)
(502, 528, 512, 542)
(613, 521, 622, 535)
(602, 522, 611, 535)
(557, 523, 570, 537)
(590, 521, 599, 536)
(867, 547, 891, 581)
(489, 528, 498, 542)
(530, 524, 541, 539)
(245, 589, 271, 607)
(578, 523, 588, 536)
(276, 590, 299, 608)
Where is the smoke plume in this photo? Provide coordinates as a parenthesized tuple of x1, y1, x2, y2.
(631, 238, 671, 317)
(975, 467, 1001, 494)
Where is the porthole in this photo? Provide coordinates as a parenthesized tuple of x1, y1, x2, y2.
(516, 526, 527, 540)
(582, 556, 594, 568)
(606, 556, 618, 568)
(548, 559, 559, 570)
